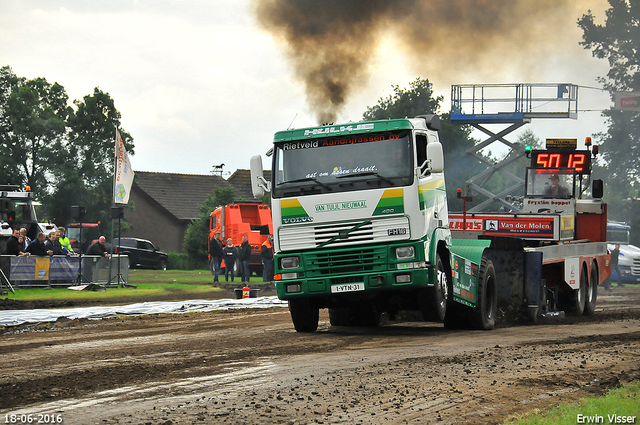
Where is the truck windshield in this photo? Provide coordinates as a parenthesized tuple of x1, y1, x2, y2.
(272, 130, 413, 198)
(525, 168, 576, 198)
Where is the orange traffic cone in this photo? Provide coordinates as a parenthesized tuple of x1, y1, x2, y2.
(242, 285, 250, 299)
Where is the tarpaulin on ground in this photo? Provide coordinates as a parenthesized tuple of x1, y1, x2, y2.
(0, 296, 288, 327)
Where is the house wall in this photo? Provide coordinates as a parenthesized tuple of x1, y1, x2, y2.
(121, 187, 189, 253)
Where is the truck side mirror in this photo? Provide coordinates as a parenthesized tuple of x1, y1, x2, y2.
(250, 155, 270, 198)
(427, 142, 444, 173)
(592, 179, 603, 199)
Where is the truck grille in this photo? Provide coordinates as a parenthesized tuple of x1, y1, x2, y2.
(305, 246, 387, 277)
(279, 216, 410, 251)
(633, 258, 640, 276)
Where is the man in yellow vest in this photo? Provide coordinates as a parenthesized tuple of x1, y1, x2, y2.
(57, 227, 75, 254)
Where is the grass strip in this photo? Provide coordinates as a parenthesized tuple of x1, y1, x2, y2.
(504, 381, 640, 424)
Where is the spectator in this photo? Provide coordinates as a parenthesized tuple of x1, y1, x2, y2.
(261, 234, 274, 282)
(86, 236, 109, 258)
(209, 232, 223, 283)
(53, 231, 71, 256)
(4, 228, 24, 255)
(223, 238, 238, 282)
(26, 232, 52, 256)
(238, 235, 251, 283)
(20, 228, 31, 246)
(44, 232, 55, 253)
(57, 227, 74, 254)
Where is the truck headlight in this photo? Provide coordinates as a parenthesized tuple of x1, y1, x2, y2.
(280, 256, 300, 269)
(395, 246, 415, 260)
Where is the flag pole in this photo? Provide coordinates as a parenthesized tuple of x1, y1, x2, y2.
(108, 126, 119, 286)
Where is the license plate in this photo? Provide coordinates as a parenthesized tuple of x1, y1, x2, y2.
(331, 283, 365, 293)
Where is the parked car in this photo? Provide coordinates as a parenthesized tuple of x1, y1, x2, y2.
(112, 237, 168, 270)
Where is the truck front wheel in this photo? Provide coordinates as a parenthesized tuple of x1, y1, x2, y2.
(468, 257, 497, 330)
(289, 299, 319, 332)
(420, 253, 448, 322)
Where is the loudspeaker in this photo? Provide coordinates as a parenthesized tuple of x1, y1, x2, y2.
(111, 206, 125, 219)
(592, 179, 603, 199)
(71, 206, 86, 219)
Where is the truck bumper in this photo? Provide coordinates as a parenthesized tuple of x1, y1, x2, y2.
(276, 267, 432, 300)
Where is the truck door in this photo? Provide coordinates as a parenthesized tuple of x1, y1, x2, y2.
(138, 240, 156, 268)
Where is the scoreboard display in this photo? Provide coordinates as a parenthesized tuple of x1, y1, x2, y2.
(530, 150, 591, 174)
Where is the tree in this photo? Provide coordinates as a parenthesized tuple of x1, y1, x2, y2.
(363, 77, 483, 211)
(0, 66, 70, 199)
(578, 0, 640, 242)
(183, 186, 237, 268)
(0, 66, 135, 235)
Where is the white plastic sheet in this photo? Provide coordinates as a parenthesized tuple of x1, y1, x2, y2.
(0, 296, 288, 327)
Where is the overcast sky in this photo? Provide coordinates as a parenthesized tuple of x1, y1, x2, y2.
(2, 0, 613, 178)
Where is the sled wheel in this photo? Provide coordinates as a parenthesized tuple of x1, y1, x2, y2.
(584, 263, 598, 316)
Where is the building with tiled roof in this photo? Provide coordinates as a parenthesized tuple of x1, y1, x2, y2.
(122, 170, 267, 253)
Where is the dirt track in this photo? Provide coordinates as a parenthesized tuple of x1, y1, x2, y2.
(1, 286, 639, 424)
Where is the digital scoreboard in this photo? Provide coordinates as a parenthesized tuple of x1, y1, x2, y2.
(530, 150, 591, 174)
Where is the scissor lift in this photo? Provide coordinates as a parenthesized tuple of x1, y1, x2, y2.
(450, 83, 578, 212)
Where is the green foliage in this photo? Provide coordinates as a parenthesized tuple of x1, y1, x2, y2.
(363, 77, 442, 121)
(362, 77, 483, 211)
(578, 1, 640, 240)
(0, 66, 135, 235)
(182, 186, 238, 267)
(167, 252, 199, 270)
(0, 66, 70, 199)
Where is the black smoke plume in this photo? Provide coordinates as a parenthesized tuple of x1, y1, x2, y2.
(253, 0, 600, 124)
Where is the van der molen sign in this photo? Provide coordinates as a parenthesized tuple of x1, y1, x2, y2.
(315, 200, 367, 213)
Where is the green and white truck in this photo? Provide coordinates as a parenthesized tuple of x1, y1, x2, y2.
(250, 115, 609, 332)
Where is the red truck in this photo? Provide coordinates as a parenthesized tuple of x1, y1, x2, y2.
(209, 202, 272, 276)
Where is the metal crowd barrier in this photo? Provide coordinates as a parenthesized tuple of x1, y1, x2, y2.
(0, 255, 129, 288)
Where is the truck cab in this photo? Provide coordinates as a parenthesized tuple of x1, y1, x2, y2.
(607, 221, 640, 283)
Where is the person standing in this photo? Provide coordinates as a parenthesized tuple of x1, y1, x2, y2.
(223, 238, 238, 282)
(611, 244, 623, 288)
(238, 235, 251, 283)
(57, 227, 74, 254)
(4, 228, 24, 255)
(86, 236, 109, 258)
(261, 234, 274, 282)
(209, 232, 223, 283)
(20, 228, 31, 246)
(26, 232, 52, 256)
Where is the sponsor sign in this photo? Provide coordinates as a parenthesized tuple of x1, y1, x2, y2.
(614, 92, 640, 111)
(484, 218, 554, 238)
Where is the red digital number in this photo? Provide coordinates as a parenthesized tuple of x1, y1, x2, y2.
(536, 153, 549, 168)
(568, 154, 585, 172)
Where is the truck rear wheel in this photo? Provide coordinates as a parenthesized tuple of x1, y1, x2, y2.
(289, 299, 319, 332)
(584, 263, 598, 316)
(569, 265, 588, 316)
(468, 257, 497, 330)
(420, 253, 448, 322)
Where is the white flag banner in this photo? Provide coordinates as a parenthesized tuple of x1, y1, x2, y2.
(614, 91, 640, 111)
(114, 129, 135, 204)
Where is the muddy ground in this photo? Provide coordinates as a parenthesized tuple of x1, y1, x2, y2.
(0, 285, 639, 424)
